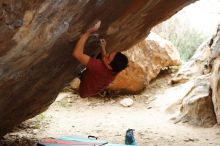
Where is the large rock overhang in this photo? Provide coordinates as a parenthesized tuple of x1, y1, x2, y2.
(0, 0, 197, 136)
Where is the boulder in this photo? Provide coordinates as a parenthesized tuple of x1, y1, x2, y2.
(169, 75, 216, 127)
(0, 0, 197, 136)
(125, 32, 181, 83)
(107, 61, 145, 94)
(171, 25, 220, 84)
(106, 32, 181, 95)
(167, 24, 220, 126)
(211, 57, 220, 123)
(171, 41, 211, 84)
(210, 25, 220, 123)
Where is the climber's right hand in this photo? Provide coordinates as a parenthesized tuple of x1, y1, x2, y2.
(87, 20, 101, 33)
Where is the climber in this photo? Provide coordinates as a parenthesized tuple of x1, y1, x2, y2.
(72, 21, 128, 98)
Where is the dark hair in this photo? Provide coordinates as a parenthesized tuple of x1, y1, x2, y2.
(110, 52, 128, 72)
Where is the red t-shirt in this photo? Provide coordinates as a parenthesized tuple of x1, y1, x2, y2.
(79, 58, 117, 98)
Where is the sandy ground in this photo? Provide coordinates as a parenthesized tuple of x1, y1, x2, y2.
(1, 73, 220, 146)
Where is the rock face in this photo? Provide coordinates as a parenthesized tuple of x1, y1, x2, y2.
(168, 24, 220, 126)
(171, 75, 216, 127)
(107, 61, 145, 94)
(125, 32, 181, 83)
(108, 32, 181, 94)
(0, 0, 197, 136)
(210, 26, 220, 123)
(211, 57, 220, 123)
(171, 41, 211, 84)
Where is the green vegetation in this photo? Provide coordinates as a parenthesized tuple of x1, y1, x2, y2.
(153, 16, 208, 62)
(169, 28, 207, 61)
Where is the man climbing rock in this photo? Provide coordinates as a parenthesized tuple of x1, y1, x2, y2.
(72, 21, 128, 98)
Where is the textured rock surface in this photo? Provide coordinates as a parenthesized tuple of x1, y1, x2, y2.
(125, 32, 181, 83)
(107, 61, 145, 94)
(211, 57, 220, 123)
(167, 24, 220, 126)
(169, 75, 216, 127)
(0, 0, 197, 136)
(171, 41, 211, 84)
(108, 32, 181, 94)
(210, 25, 220, 123)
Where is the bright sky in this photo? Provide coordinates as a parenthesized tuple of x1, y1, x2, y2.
(179, 0, 220, 35)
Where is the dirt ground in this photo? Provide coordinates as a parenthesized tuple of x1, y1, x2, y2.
(1, 72, 220, 146)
